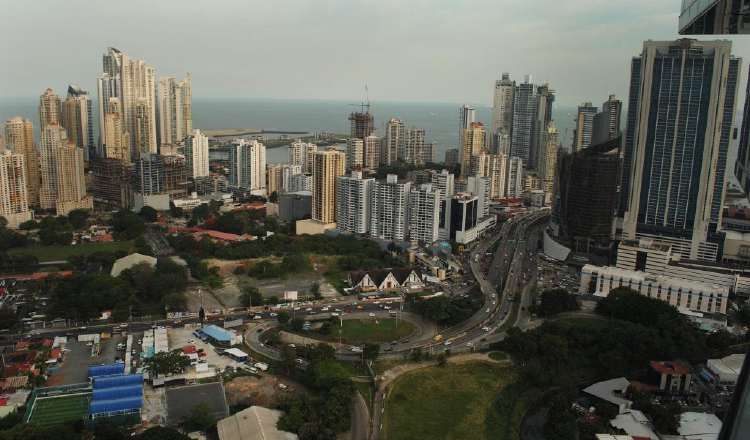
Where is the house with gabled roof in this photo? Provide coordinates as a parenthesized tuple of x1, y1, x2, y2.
(348, 268, 424, 292)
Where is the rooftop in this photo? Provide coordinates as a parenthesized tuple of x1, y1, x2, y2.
(650, 361, 691, 377)
(110, 253, 157, 277)
(678, 412, 721, 439)
(582, 377, 632, 413)
(217, 406, 298, 440)
(166, 382, 229, 426)
(610, 410, 658, 440)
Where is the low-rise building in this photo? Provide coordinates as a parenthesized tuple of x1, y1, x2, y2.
(217, 406, 298, 440)
(110, 253, 157, 277)
(706, 353, 745, 386)
(348, 268, 424, 292)
(647, 361, 692, 395)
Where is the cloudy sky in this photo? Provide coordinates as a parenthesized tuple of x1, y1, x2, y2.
(2, 0, 749, 107)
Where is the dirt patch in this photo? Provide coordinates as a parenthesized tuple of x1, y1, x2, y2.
(224, 375, 302, 408)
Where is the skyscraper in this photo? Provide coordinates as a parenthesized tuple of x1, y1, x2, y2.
(312, 149, 346, 224)
(99, 47, 157, 159)
(39, 124, 67, 211)
(346, 138, 363, 170)
(460, 122, 485, 177)
(62, 85, 94, 160)
(184, 129, 209, 178)
(471, 151, 507, 199)
(54, 142, 92, 215)
(363, 135, 380, 170)
(491, 73, 515, 154)
(383, 118, 405, 166)
(736, 69, 750, 195)
(335, 170, 374, 234)
(267, 163, 302, 196)
(349, 107, 374, 140)
(289, 140, 318, 174)
(592, 94, 623, 146)
(458, 105, 476, 152)
(508, 76, 555, 172)
(542, 122, 560, 194)
(444, 148, 459, 167)
(621, 39, 740, 261)
(404, 127, 426, 166)
(431, 169, 456, 240)
(0, 151, 32, 228)
(370, 174, 411, 241)
(102, 98, 130, 163)
(228, 139, 266, 194)
(4, 117, 40, 207)
(507, 156, 524, 198)
(157, 74, 192, 147)
(39, 88, 61, 129)
(466, 175, 490, 218)
(409, 183, 441, 244)
(573, 102, 597, 152)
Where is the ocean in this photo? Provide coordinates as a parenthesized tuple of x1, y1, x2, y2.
(0, 97, 577, 164)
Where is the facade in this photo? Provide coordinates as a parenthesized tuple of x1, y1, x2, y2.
(465, 176, 490, 219)
(458, 105, 476, 154)
(62, 85, 94, 161)
(679, 0, 750, 34)
(383, 118, 405, 166)
(349, 109, 374, 140)
(507, 156, 524, 198)
(363, 135, 380, 170)
(370, 174, 411, 241)
(450, 193, 480, 243)
(0, 151, 31, 228)
(404, 128, 426, 166)
(39, 124, 66, 211)
(580, 264, 729, 314)
(592, 94, 622, 146)
(460, 122, 485, 177)
(288, 141, 317, 174)
(289, 173, 312, 193)
(335, 170, 374, 234)
(228, 140, 266, 194)
(102, 98, 130, 163)
(4, 117, 40, 207)
(91, 158, 132, 209)
(444, 148, 459, 167)
(737, 71, 750, 195)
(573, 102, 597, 152)
(346, 138, 363, 170)
(556, 136, 620, 253)
(184, 129, 209, 178)
(349, 268, 424, 292)
(279, 191, 312, 222)
(541, 123, 559, 194)
(408, 183, 441, 244)
(620, 39, 740, 262)
(54, 142, 92, 215)
(156, 74, 192, 147)
(311, 149, 346, 224)
(471, 151, 507, 199)
(491, 73, 515, 154)
(39, 88, 61, 129)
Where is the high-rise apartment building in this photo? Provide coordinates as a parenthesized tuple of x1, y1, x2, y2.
(592, 94, 622, 146)
(573, 102, 597, 152)
(458, 105, 476, 154)
(444, 148, 459, 167)
(466, 176, 490, 219)
(102, 98, 130, 163)
(346, 138, 363, 170)
(507, 76, 555, 172)
(4, 117, 40, 207)
(311, 149, 346, 224)
(335, 170, 374, 234)
(409, 183, 441, 244)
(431, 169, 456, 240)
(39, 124, 67, 211)
(62, 85, 94, 161)
(157, 75, 192, 147)
(228, 140, 266, 194)
(54, 142, 92, 216)
(471, 151, 507, 199)
(542, 122, 559, 194)
(363, 135, 380, 170)
(507, 156, 524, 198)
(288, 140, 317, 174)
(91, 158, 132, 209)
(736, 70, 750, 196)
(266, 164, 302, 196)
(39, 88, 61, 129)
(99, 47, 157, 159)
(289, 173, 312, 193)
(0, 151, 32, 228)
(370, 174, 411, 241)
(621, 39, 740, 261)
(404, 128, 426, 166)
(383, 118, 405, 166)
(184, 129, 209, 178)
(460, 122, 485, 177)
(491, 73, 515, 154)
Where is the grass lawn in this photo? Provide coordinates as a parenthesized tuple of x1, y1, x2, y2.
(383, 362, 512, 440)
(315, 318, 415, 345)
(9, 241, 134, 262)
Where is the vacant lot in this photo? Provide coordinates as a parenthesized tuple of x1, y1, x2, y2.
(313, 318, 415, 345)
(9, 241, 134, 262)
(383, 362, 512, 440)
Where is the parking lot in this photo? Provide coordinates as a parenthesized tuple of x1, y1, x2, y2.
(536, 257, 579, 292)
(168, 326, 247, 372)
(47, 334, 123, 386)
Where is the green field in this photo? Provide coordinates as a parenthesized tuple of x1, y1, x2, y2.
(26, 393, 91, 426)
(383, 362, 513, 440)
(8, 241, 134, 262)
(316, 318, 415, 345)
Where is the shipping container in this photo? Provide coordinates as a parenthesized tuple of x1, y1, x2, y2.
(92, 384, 143, 400)
(89, 396, 143, 414)
(92, 374, 144, 389)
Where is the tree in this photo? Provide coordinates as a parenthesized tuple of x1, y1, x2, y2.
(139, 206, 158, 222)
(269, 191, 279, 203)
(277, 311, 290, 324)
(290, 318, 305, 331)
(136, 427, 190, 440)
(240, 287, 263, 307)
(533, 288, 579, 317)
(183, 402, 216, 432)
(309, 282, 321, 299)
(18, 220, 38, 230)
(67, 209, 90, 230)
(143, 350, 190, 376)
(111, 209, 145, 240)
(363, 343, 380, 361)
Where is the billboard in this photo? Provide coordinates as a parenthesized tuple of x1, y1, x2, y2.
(283, 290, 298, 301)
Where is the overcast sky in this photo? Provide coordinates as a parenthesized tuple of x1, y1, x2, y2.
(2, 0, 750, 107)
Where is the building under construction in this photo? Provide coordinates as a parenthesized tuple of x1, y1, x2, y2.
(349, 105, 374, 139)
(90, 158, 132, 209)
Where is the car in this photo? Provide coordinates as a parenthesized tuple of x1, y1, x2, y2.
(270, 312, 278, 317)
(321, 307, 330, 312)
(444, 341, 452, 346)
(350, 346, 363, 353)
(466, 342, 474, 347)
(305, 307, 312, 312)
(481, 326, 490, 332)
(485, 308, 490, 313)
(331, 312, 339, 317)
(357, 305, 363, 309)
(253, 315, 262, 320)
(368, 312, 375, 317)
(289, 343, 296, 348)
